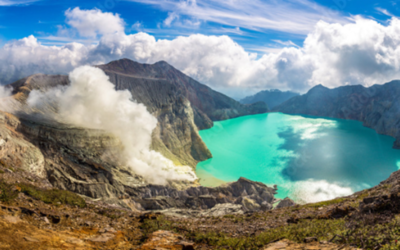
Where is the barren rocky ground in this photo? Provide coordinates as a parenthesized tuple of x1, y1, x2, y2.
(1, 159, 400, 250)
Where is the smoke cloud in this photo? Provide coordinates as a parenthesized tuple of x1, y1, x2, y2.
(27, 66, 196, 185)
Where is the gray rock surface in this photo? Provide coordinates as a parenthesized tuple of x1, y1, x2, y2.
(17, 117, 139, 199)
(274, 82, 400, 149)
(0, 111, 46, 178)
(127, 177, 277, 212)
(200, 203, 244, 217)
(276, 197, 296, 209)
(157, 204, 244, 218)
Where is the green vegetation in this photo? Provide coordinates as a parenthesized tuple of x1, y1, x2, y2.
(355, 190, 372, 202)
(141, 216, 347, 248)
(199, 219, 345, 249)
(0, 179, 86, 207)
(141, 212, 400, 249)
(140, 216, 177, 242)
(96, 208, 127, 219)
(305, 198, 346, 208)
(19, 184, 86, 208)
(0, 181, 19, 203)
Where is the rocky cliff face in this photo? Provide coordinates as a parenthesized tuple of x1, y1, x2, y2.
(97, 59, 269, 130)
(9, 72, 210, 169)
(274, 81, 400, 149)
(0, 112, 45, 178)
(5, 73, 203, 198)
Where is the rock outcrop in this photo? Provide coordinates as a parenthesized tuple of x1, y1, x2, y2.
(276, 197, 296, 209)
(274, 81, 400, 149)
(138, 230, 194, 250)
(127, 177, 278, 212)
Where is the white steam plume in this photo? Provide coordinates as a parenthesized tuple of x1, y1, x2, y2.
(26, 66, 196, 185)
(0, 86, 19, 113)
(0, 86, 11, 98)
(285, 179, 354, 204)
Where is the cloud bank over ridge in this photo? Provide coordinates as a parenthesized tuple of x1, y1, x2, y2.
(2, 8, 400, 97)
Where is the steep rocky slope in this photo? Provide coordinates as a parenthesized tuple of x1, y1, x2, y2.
(240, 89, 299, 109)
(9, 72, 210, 169)
(97, 59, 269, 130)
(274, 81, 400, 149)
(0, 112, 46, 179)
(0, 107, 280, 213)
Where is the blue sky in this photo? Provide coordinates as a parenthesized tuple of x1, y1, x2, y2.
(2, 0, 400, 98)
(0, 0, 398, 52)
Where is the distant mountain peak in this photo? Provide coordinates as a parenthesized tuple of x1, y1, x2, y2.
(154, 60, 170, 66)
(306, 84, 329, 94)
(312, 84, 328, 89)
(240, 89, 299, 109)
(96, 58, 268, 130)
(97, 58, 179, 79)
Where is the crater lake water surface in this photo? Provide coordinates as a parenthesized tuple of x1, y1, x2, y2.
(196, 113, 400, 203)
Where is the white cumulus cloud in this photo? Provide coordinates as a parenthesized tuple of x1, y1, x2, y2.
(65, 7, 125, 38)
(2, 9, 400, 97)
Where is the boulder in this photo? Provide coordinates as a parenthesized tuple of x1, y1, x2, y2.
(276, 197, 296, 209)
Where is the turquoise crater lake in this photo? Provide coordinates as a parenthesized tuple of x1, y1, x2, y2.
(196, 113, 400, 203)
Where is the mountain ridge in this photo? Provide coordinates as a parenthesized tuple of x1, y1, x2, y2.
(240, 89, 299, 109)
(97, 58, 269, 130)
(274, 81, 400, 149)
